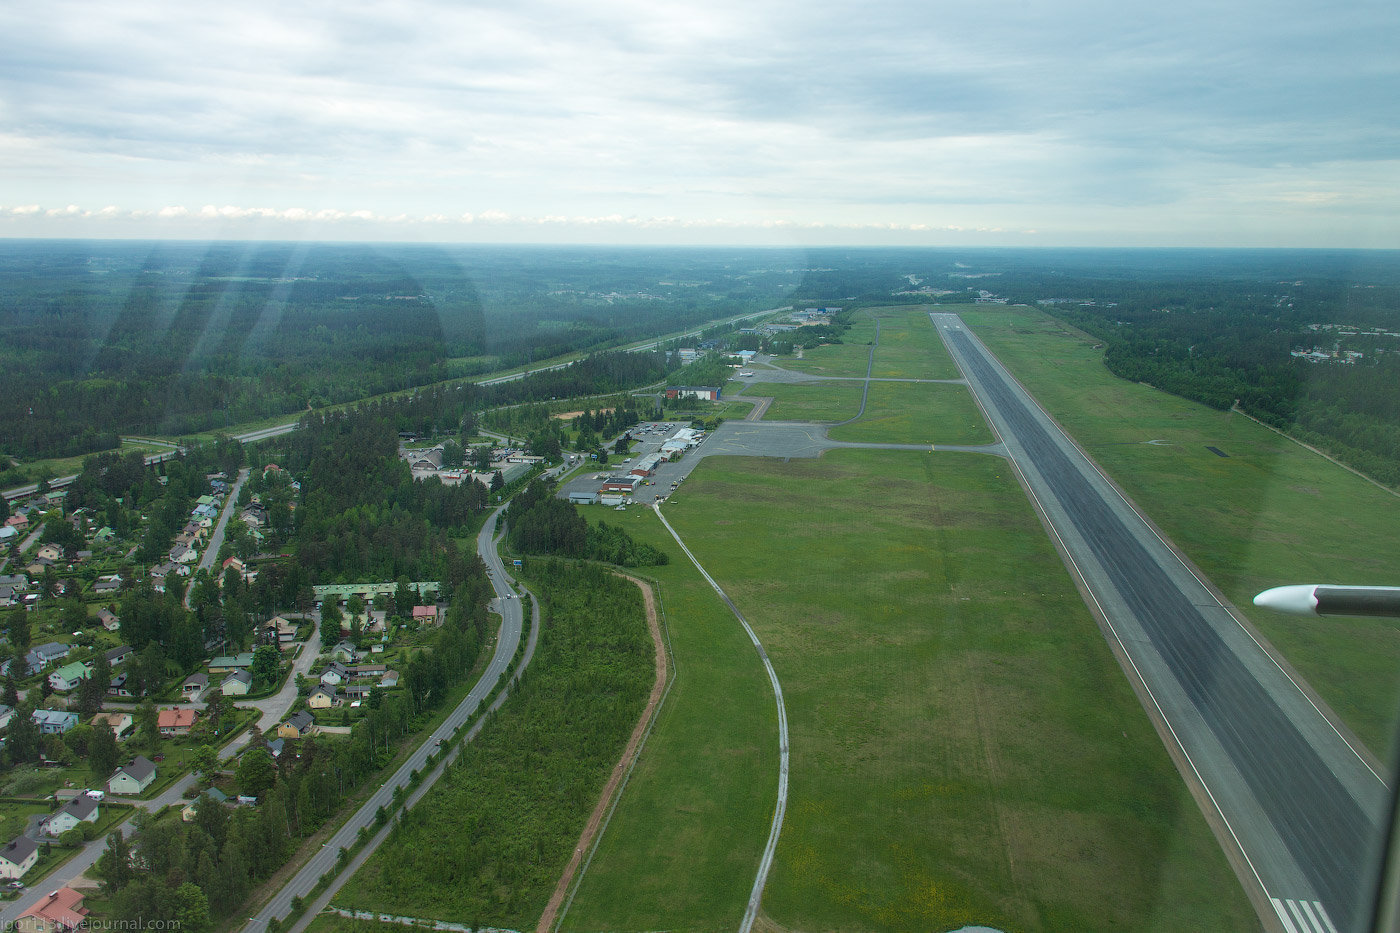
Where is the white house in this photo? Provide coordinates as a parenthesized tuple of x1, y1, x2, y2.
(0, 836, 37, 880)
(44, 795, 99, 836)
(319, 661, 349, 687)
(48, 662, 91, 693)
(107, 756, 157, 795)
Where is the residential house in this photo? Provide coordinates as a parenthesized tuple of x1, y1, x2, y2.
(92, 578, 122, 596)
(15, 887, 88, 933)
(0, 705, 12, 731)
(277, 710, 316, 739)
(35, 544, 61, 563)
(98, 608, 120, 631)
(104, 644, 132, 667)
(208, 653, 253, 674)
(181, 673, 208, 698)
(89, 711, 133, 739)
(181, 787, 229, 822)
(0, 585, 16, 608)
(44, 795, 99, 837)
(107, 756, 157, 795)
(308, 685, 338, 709)
(25, 642, 69, 675)
(412, 605, 438, 624)
(263, 616, 298, 645)
(24, 556, 53, 577)
(380, 670, 400, 689)
(344, 683, 373, 702)
(221, 669, 252, 696)
(351, 663, 387, 679)
(330, 640, 358, 663)
(32, 710, 77, 734)
(319, 661, 349, 687)
(170, 544, 198, 564)
(157, 707, 197, 736)
(0, 836, 38, 880)
(106, 671, 133, 699)
(48, 662, 91, 693)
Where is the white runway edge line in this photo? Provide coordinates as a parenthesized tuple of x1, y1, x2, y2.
(653, 504, 789, 933)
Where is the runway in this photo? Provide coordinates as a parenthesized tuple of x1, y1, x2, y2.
(932, 312, 1388, 933)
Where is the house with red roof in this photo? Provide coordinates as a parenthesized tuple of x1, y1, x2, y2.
(16, 887, 88, 933)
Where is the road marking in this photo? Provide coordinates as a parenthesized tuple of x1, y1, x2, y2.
(1272, 897, 1339, 933)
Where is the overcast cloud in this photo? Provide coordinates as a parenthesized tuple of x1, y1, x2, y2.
(1, 0, 1396, 245)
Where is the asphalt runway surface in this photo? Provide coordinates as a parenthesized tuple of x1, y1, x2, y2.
(932, 312, 1387, 933)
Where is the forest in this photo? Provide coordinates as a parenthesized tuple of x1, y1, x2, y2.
(5, 242, 1398, 490)
(504, 479, 669, 567)
(0, 241, 794, 464)
(1034, 268, 1400, 486)
(341, 560, 654, 926)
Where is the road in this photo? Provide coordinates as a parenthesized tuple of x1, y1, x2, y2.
(651, 505, 788, 933)
(188, 467, 251, 606)
(931, 312, 1385, 933)
(242, 501, 535, 933)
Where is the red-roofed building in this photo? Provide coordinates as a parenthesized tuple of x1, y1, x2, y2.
(412, 605, 438, 624)
(16, 887, 88, 933)
(157, 707, 197, 736)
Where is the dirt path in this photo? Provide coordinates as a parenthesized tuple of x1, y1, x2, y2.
(535, 572, 669, 933)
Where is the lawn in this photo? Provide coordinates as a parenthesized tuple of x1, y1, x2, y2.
(569, 450, 1254, 932)
(828, 380, 994, 446)
(752, 381, 865, 423)
(960, 305, 1400, 758)
(777, 315, 878, 378)
(560, 512, 778, 932)
(0, 800, 53, 840)
(865, 306, 963, 380)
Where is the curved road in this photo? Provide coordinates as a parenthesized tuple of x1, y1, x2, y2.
(932, 312, 1385, 933)
(241, 500, 537, 933)
(651, 504, 788, 933)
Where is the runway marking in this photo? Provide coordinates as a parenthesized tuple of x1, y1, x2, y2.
(1272, 897, 1339, 933)
(942, 312, 1385, 787)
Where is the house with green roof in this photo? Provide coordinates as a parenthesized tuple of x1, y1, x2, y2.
(49, 661, 91, 693)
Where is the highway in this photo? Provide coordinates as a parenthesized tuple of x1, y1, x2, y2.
(931, 312, 1387, 933)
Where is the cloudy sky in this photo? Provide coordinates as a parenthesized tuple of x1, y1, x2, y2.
(2, 0, 1396, 246)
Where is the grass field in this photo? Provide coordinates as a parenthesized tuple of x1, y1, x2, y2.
(739, 381, 864, 423)
(559, 511, 778, 932)
(865, 306, 964, 380)
(960, 305, 1400, 757)
(778, 315, 878, 377)
(698, 452, 1252, 931)
(567, 450, 1254, 932)
(827, 380, 994, 446)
